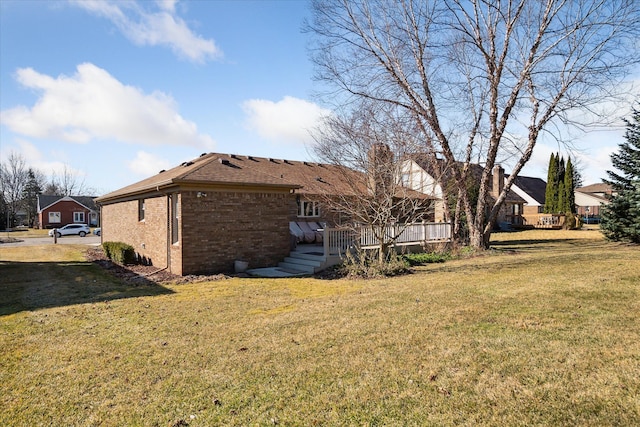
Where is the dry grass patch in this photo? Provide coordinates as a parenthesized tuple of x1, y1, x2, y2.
(1, 228, 52, 240)
(1, 231, 639, 426)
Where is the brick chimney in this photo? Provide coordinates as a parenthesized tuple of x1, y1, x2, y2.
(368, 143, 394, 198)
(492, 164, 504, 198)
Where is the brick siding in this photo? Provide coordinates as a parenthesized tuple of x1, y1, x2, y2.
(101, 189, 295, 276)
(100, 196, 169, 270)
(180, 190, 293, 275)
(40, 201, 93, 228)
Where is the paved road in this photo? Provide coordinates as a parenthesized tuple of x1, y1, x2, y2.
(0, 235, 101, 247)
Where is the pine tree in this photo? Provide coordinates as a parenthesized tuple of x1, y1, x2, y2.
(544, 153, 558, 213)
(564, 158, 576, 214)
(21, 169, 43, 228)
(556, 156, 566, 213)
(601, 106, 640, 243)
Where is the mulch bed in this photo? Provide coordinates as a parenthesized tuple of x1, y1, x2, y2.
(0, 237, 22, 244)
(84, 247, 230, 285)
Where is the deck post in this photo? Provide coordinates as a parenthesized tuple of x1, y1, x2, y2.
(323, 228, 329, 257)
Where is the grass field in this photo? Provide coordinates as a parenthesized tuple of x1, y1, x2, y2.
(1, 229, 639, 426)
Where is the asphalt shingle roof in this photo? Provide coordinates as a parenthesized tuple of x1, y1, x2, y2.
(506, 175, 547, 204)
(37, 195, 98, 212)
(97, 153, 370, 203)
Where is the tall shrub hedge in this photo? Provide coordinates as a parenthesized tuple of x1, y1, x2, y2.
(102, 241, 137, 265)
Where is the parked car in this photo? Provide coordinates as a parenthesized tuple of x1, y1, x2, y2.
(48, 224, 91, 237)
(93, 228, 101, 236)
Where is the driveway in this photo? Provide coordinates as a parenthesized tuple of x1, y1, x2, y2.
(0, 235, 101, 247)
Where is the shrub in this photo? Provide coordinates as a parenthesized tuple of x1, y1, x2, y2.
(563, 214, 581, 230)
(102, 241, 136, 265)
(340, 250, 410, 279)
(403, 251, 451, 266)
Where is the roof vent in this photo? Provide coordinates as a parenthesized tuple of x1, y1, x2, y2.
(159, 169, 166, 173)
(269, 158, 278, 163)
(303, 161, 310, 166)
(245, 155, 254, 161)
(316, 177, 324, 182)
(200, 153, 207, 157)
(219, 158, 230, 165)
(229, 154, 238, 159)
(182, 161, 193, 167)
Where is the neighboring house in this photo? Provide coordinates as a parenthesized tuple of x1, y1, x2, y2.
(507, 175, 547, 216)
(575, 183, 613, 218)
(401, 157, 526, 227)
(37, 195, 99, 229)
(96, 152, 432, 276)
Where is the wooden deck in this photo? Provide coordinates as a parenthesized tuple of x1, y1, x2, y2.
(323, 222, 452, 257)
(521, 214, 566, 229)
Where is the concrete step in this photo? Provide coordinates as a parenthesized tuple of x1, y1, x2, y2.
(283, 256, 323, 268)
(277, 261, 315, 274)
(246, 267, 308, 278)
(289, 251, 326, 262)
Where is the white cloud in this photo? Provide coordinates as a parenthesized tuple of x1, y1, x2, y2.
(2, 139, 80, 178)
(127, 150, 172, 177)
(156, 0, 178, 13)
(71, 0, 221, 63)
(0, 63, 215, 149)
(243, 96, 331, 144)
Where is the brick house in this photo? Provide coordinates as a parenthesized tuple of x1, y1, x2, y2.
(37, 195, 99, 229)
(95, 153, 380, 276)
(507, 175, 547, 216)
(401, 156, 526, 227)
(575, 183, 613, 218)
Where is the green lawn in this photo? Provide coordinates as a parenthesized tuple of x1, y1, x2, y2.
(1, 230, 639, 426)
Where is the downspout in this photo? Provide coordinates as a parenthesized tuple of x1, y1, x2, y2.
(167, 193, 172, 274)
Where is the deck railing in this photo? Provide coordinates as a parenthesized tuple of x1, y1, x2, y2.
(323, 222, 452, 257)
(522, 214, 565, 228)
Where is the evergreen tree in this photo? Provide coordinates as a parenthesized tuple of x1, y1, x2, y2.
(556, 156, 566, 213)
(601, 107, 640, 243)
(564, 158, 576, 214)
(544, 153, 558, 213)
(21, 169, 43, 228)
(557, 179, 565, 214)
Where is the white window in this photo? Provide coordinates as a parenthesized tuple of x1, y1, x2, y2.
(171, 194, 179, 244)
(73, 212, 85, 223)
(138, 199, 145, 221)
(298, 200, 320, 218)
(49, 212, 61, 223)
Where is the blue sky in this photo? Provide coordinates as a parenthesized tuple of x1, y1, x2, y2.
(0, 0, 636, 195)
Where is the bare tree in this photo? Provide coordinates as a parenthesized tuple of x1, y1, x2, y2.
(313, 101, 434, 265)
(45, 164, 95, 196)
(308, 0, 640, 248)
(0, 152, 28, 228)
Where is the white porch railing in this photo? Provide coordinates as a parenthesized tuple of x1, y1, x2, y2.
(323, 222, 452, 257)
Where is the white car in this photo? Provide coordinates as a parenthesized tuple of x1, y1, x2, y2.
(49, 224, 91, 238)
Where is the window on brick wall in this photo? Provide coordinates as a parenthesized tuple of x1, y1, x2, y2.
(49, 212, 61, 223)
(298, 200, 320, 218)
(73, 212, 85, 223)
(171, 195, 179, 244)
(138, 199, 145, 221)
